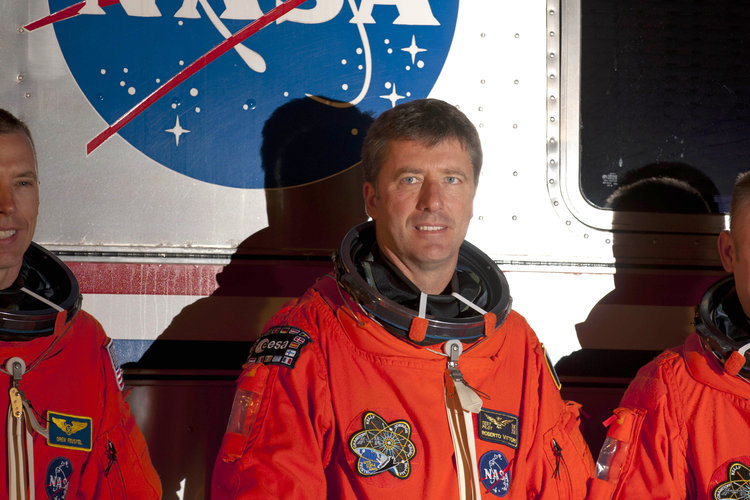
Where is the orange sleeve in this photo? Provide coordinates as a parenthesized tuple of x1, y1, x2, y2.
(589, 358, 688, 500)
(78, 323, 162, 499)
(528, 343, 596, 499)
(211, 307, 335, 499)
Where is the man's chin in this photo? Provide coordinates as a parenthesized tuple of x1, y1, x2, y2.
(411, 249, 459, 269)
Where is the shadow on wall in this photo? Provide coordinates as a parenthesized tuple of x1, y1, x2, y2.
(125, 96, 374, 500)
(557, 162, 725, 456)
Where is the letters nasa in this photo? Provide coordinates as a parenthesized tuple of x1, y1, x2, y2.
(46, 0, 458, 187)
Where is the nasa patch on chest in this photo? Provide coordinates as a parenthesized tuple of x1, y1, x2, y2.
(45, 457, 73, 500)
(478, 450, 511, 497)
(478, 409, 519, 449)
(246, 326, 312, 368)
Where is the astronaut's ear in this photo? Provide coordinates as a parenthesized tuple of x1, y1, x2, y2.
(718, 230, 736, 273)
(363, 182, 377, 220)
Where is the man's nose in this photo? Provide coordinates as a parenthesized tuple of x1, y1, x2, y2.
(0, 184, 16, 214)
(417, 181, 443, 211)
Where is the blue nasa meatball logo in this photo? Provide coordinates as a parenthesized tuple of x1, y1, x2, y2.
(47, 0, 459, 188)
(479, 450, 511, 497)
(46, 457, 73, 500)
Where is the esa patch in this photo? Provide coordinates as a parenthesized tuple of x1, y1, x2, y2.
(712, 460, 750, 499)
(45, 456, 73, 500)
(479, 450, 511, 497)
(478, 409, 519, 449)
(47, 411, 93, 452)
(246, 326, 312, 368)
(349, 411, 416, 479)
(106, 339, 124, 391)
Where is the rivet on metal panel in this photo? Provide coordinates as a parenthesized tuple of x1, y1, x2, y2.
(584, 234, 589, 239)
(478, 216, 484, 221)
(478, 106, 483, 111)
(478, 123, 484, 128)
(480, 79, 486, 84)
(17, 27, 24, 34)
(549, 179, 556, 185)
(550, 117, 556, 122)
(566, 220, 572, 226)
(514, 79, 519, 85)
(549, 53, 556, 59)
(549, 31, 555, 37)
(16, 75, 23, 82)
(549, 95, 556, 102)
(513, 171, 518, 176)
(550, 159, 556, 165)
(553, 200, 559, 206)
(549, 9, 555, 16)
(24, 93, 31, 99)
(514, 33, 520, 38)
(512, 215, 517, 221)
(605, 239, 611, 244)
(549, 74, 556, 80)
(512, 124, 518, 129)
(480, 33, 486, 38)
(549, 138, 556, 144)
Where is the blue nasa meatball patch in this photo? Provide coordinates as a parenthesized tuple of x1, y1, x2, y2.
(478, 450, 511, 497)
(46, 457, 73, 500)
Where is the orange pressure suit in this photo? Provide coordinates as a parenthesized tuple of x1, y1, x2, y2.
(590, 275, 750, 500)
(0, 244, 161, 500)
(213, 224, 594, 499)
(0, 312, 162, 499)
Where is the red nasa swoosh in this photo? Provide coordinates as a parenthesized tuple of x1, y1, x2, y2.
(25, 0, 311, 154)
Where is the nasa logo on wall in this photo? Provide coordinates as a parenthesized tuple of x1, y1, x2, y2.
(47, 0, 459, 188)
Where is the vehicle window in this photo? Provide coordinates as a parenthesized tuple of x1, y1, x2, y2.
(577, 0, 750, 214)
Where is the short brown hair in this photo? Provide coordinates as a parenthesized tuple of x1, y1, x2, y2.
(0, 109, 35, 162)
(361, 99, 482, 186)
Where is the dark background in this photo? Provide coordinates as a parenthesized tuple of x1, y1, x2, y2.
(579, 0, 750, 212)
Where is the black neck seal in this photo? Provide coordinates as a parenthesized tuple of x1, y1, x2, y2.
(696, 275, 750, 378)
(332, 222, 512, 346)
(0, 242, 81, 338)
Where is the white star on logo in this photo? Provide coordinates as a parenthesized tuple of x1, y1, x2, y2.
(380, 83, 405, 108)
(401, 35, 427, 64)
(165, 115, 190, 146)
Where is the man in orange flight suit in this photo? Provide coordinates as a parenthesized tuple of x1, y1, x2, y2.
(590, 171, 750, 499)
(0, 109, 161, 500)
(213, 98, 594, 499)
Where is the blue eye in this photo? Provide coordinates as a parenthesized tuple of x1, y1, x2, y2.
(403, 176, 417, 184)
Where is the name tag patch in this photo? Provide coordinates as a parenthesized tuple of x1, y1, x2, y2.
(48, 411, 92, 452)
(246, 326, 312, 368)
(478, 409, 519, 449)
